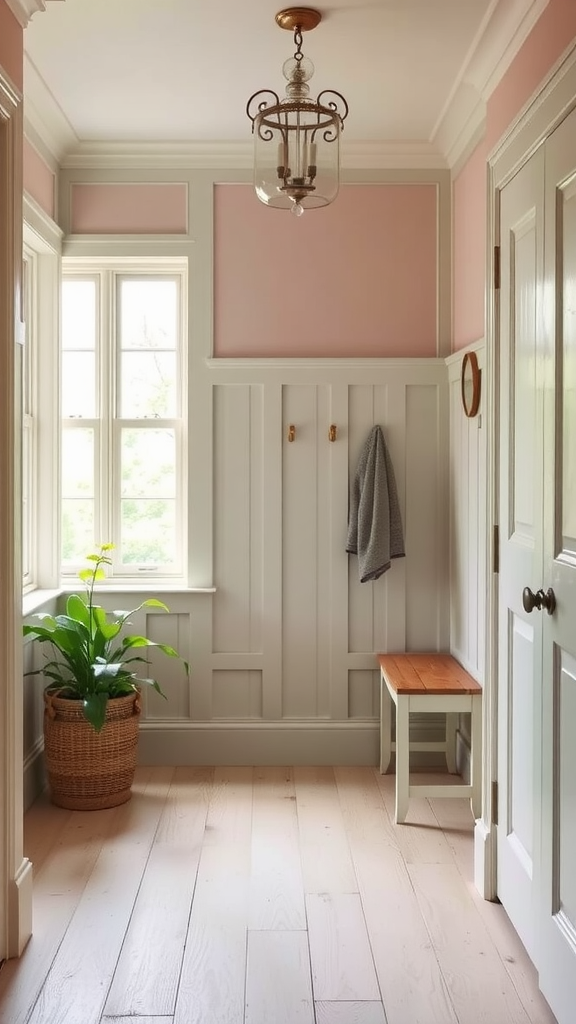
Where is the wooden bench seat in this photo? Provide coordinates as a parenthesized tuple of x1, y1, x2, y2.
(378, 653, 482, 824)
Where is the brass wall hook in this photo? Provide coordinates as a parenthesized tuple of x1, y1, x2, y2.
(288, 425, 296, 442)
(329, 424, 337, 442)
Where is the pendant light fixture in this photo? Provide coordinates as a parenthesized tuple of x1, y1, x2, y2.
(246, 7, 349, 216)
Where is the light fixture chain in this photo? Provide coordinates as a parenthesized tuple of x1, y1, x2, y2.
(293, 26, 303, 62)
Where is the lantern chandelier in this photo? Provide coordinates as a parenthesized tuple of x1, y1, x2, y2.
(246, 7, 349, 216)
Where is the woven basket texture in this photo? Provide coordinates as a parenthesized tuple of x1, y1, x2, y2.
(43, 690, 141, 810)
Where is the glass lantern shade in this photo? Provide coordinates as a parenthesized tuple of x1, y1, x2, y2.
(253, 100, 341, 212)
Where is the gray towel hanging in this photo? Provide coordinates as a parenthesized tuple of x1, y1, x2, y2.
(346, 425, 405, 582)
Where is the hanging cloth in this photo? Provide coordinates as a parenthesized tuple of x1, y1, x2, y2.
(346, 425, 405, 582)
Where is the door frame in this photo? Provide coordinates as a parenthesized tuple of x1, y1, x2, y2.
(0, 66, 33, 959)
(480, 40, 576, 900)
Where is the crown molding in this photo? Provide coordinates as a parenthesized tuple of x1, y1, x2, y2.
(58, 138, 447, 171)
(433, 0, 549, 168)
(4, 0, 62, 29)
(24, 53, 78, 163)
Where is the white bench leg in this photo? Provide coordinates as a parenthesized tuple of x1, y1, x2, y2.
(470, 694, 482, 819)
(395, 695, 410, 824)
(380, 673, 392, 774)
(445, 712, 458, 774)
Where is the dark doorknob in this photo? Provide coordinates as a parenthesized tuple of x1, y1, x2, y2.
(522, 586, 556, 615)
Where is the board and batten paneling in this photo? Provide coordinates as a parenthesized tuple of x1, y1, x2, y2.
(446, 343, 486, 762)
(137, 360, 450, 765)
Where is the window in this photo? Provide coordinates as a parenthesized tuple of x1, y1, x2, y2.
(22, 249, 37, 590)
(61, 260, 187, 579)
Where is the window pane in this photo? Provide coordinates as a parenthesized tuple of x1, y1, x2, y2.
(119, 279, 177, 350)
(120, 352, 176, 417)
(120, 501, 176, 565)
(62, 352, 96, 417)
(62, 279, 96, 350)
(121, 428, 175, 498)
(62, 501, 94, 563)
(22, 425, 32, 582)
(62, 428, 94, 497)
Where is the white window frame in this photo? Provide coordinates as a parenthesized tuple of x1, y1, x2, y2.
(22, 197, 62, 595)
(61, 257, 188, 583)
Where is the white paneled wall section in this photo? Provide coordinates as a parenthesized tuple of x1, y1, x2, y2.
(136, 358, 450, 766)
(447, 342, 486, 680)
(446, 342, 486, 764)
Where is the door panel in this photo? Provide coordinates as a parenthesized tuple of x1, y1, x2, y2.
(497, 146, 544, 965)
(558, 653, 576, 930)
(508, 614, 535, 871)
(538, 105, 576, 1022)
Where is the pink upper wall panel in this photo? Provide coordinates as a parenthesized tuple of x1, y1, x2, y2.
(214, 183, 438, 359)
(453, 139, 488, 351)
(452, 0, 576, 352)
(487, 0, 576, 150)
(0, 0, 23, 89)
(23, 139, 55, 218)
(70, 182, 188, 234)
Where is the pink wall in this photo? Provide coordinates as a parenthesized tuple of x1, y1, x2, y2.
(487, 0, 576, 150)
(214, 183, 439, 359)
(452, 0, 576, 350)
(0, 0, 23, 90)
(452, 140, 488, 351)
(23, 138, 55, 218)
(70, 183, 188, 234)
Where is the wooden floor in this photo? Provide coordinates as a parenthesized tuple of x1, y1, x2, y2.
(0, 766, 557, 1024)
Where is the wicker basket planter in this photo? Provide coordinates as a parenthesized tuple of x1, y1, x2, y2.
(43, 690, 141, 810)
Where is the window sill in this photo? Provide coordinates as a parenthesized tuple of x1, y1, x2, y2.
(23, 585, 216, 616)
(22, 588, 63, 617)
(60, 584, 217, 596)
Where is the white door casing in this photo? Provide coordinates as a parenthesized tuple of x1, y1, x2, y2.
(0, 69, 33, 958)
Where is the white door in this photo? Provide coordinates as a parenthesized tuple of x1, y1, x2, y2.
(537, 105, 576, 1022)
(497, 145, 545, 967)
(498, 104, 576, 1022)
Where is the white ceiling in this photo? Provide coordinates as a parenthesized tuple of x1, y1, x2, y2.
(22, 0, 545, 165)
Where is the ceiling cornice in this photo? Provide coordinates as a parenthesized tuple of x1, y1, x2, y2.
(5, 0, 62, 30)
(24, 53, 78, 162)
(433, 0, 549, 168)
(58, 139, 448, 171)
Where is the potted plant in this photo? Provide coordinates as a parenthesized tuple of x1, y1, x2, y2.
(23, 543, 188, 810)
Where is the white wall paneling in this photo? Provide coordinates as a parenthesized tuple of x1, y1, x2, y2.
(445, 342, 486, 778)
(446, 342, 486, 683)
(136, 358, 450, 766)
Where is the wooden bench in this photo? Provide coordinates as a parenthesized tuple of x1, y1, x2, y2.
(378, 653, 482, 824)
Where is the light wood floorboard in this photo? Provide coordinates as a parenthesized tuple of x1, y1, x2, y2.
(0, 766, 557, 1024)
(245, 930, 315, 1024)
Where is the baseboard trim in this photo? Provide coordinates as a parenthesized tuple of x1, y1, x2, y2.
(8, 857, 33, 957)
(474, 816, 497, 900)
(137, 718, 455, 767)
(23, 736, 46, 811)
(138, 721, 381, 766)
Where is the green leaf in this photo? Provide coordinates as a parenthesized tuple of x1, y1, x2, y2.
(83, 693, 108, 732)
(66, 594, 90, 626)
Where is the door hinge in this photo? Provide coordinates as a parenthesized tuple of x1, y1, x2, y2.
(492, 780, 498, 825)
(494, 245, 501, 290)
(493, 524, 499, 574)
